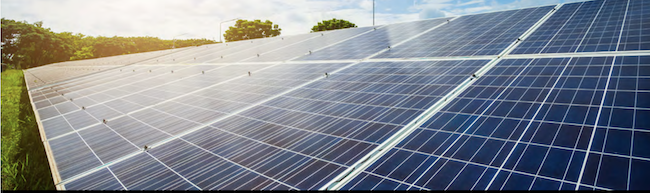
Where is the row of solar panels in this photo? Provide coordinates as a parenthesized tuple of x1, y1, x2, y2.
(23, 47, 200, 88)
(27, 0, 649, 90)
(26, 0, 650, 190)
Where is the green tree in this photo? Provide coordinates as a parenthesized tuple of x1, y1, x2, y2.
(1, 19, 71, 69)
(131, 36, 169, 52)
(2, 18, 218, 68)
(174, 38, 215, 47)
(70, 46, 94, 60)
(311, 18, 357, 32)
(55, 32, 86, 60)
(224, 19, 281, 42)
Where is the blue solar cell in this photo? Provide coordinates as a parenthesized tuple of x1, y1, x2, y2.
(619, 0, 650, 51)
(595, 155, 629, 189)
(344, 173, 383, 190)
(41, 116, 75, 139)
(538, 148, 572, 179)
(129, 108, 202, 135)
(138, 60, 484, 189)
(351, 56, 647, 190)
(49, 133, 103, 180)
(24, 0, 649, 190)
(530, 177, 561, 190)
(512, 2, 592, 54)
(502, 172, 535, 190)
(108, 153, 199, 190)
(106, 116, 171, 148)
(576, 0, 628, 52)
(630, 159, 650, 190)
(63, 168, 125, 190)
(77, 124, 140, 163)
(372, 6, 553, 58)
(512, 0, 634, 54)
(84, 104, 122, 120)
(146, 139, 276, 190)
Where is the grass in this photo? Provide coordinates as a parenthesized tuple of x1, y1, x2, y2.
(2, 69, 55, 190)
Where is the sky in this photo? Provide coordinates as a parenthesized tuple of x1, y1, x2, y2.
(1, 0, 583, 41)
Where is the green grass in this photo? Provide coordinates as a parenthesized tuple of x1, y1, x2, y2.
(2, 69, 55, 190)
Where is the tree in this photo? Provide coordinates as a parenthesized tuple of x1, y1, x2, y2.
(311, 18, 357, 32)
(1, 18, 71, 68)
(70, 46, 94, 60)
(53, 32, 83, 61)
(223, 19, 281, 42)
(2, 18, 217, 68)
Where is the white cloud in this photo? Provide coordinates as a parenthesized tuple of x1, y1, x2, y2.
(419, 7, 446, 19)
(1, 0, 377, 40)
(0, 0, 586, 40)
(358, 0, 373, 11)
(457, 0, 484, 7)
(457, 5, 494, 14)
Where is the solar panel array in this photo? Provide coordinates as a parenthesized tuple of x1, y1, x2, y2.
(24, 46, 198, 88)
(25, 0, 649, 190)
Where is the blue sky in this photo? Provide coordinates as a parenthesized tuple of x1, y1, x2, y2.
(0, 0, 582, 40)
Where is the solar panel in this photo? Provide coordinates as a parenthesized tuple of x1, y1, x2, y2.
(137, 35, 288, 65)
(511, 0, 634, 54)
(34, 59, 490, 190)
(24, 47, 197, 89)
(23, 0, 649, 190)
(575, 0, 627, 53)
(341, 57, 594, 190)
(582, 56, 650, 190)
(294, 18, 452, 61)
(618, 0, 650, 51)
(371, 6, 554, 58)
(243, 26, 377, 62)
(343, 56, 649, 190)
(205, 32, 327, 63)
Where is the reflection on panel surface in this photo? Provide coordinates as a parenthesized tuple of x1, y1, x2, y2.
(345, 56, 650, 190)
(25, 0, 648, 190)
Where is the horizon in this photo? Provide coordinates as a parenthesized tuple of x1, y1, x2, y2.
(2, 0, 582, 40)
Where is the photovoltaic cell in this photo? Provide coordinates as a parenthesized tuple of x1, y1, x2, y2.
(63, 168, 125, 190)
(163, 60, 488, 189)
(578, 56, 650, 190)
(371, 6, 553, 58)
(618, 0, 650, 51)
(344, 56, 649, 190)
(107, 153, 200, 190)
(510, 2, 590, 54)
(574, 0, 627, 52)
(511, 0, 631, 54)
(146, 139, 292, 190)
(48, 133, 103, 180)
(41, 59, 490, 190)
(31, 64, 243, 118)
(23, 0, 649, 190)
(36, 62, 352, 187)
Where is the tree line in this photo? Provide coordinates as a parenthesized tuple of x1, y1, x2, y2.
(224, 18, 357, 41)
(1, 18, 216, 69)
(2, 18, 359, 69)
